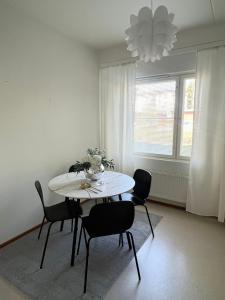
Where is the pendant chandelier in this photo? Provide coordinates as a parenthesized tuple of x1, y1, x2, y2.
(125, 3, 178, 63)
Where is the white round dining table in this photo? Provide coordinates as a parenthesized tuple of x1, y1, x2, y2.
(48, 171, 135, 200)
(48, 170, 135, 267)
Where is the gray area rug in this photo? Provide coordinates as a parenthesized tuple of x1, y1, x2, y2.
(0, 201, 162, 299)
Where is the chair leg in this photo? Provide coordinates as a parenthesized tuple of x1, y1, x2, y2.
(71, 215, 79, 266)
(60, 220, 64, 232)
(83, 227, 88, 248)
(71, 218, 74, 232)
(128, 231, 141, 280)
(118, 234, 122, 247)
(118, 233, 124, 247)
(144, 204, 154, 238)
(84, 238, 91, 294)
(40, 222, 54, 269)
(38, 216, 45, 240)
(77, 224, 83, 255)
(126, 232, 132, 250)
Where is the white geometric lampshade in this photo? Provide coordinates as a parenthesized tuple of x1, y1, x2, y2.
(125, 6, 178, 63)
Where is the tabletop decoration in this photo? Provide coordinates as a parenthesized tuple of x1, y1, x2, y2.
(72, 148, 115, 181)
(80, 182, 91, 189)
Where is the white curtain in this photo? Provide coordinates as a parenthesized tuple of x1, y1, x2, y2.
(187, 47, 225, 222)
(99, 63, 136, 175)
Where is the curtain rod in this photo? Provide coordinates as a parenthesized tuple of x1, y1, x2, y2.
(136, 70, 195, 80)
(100, 58, 136, 69)
(100, 39, 225, 68)
(173, 38, 225, 54)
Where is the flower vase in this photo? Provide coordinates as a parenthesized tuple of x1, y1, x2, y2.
(85, 164, 104, 181)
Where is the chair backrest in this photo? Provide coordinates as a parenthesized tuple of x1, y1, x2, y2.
(35, 180, 47, 217)
(64, 166, 75, 202)
(133, 169, 152, 200)
(86, 201, 134, 237)
(68, 165, 75, 173)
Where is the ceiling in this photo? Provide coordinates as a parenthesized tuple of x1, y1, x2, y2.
(4, 0, 225, 49)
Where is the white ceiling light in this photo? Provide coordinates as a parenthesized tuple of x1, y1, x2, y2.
(125, 4, 178, 63)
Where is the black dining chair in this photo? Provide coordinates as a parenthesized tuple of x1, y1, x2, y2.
(35, 180, 82, 268)
(77, 201, 141, 293)
(37, 166, 76, 240)
(111, 169, 154, 238)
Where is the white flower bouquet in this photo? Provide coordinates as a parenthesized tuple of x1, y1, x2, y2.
(72, 148, 114, 180)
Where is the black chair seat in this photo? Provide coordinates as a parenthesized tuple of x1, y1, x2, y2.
(111, 192, 145, 206)
(45, 201, 82, 222)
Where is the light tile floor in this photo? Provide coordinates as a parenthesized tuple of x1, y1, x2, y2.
(1, 203, 225, 300)
(106, 203, 225, 300)
(0, 277, 28, 300)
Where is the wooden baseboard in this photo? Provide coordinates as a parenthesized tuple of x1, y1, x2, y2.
(0, 221, 47, 249)
(0, 199, 90, 249)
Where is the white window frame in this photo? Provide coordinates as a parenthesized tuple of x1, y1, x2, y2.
(134, 73, 195, 161)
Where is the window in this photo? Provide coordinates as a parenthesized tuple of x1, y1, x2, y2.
(134, 75, 195, 159)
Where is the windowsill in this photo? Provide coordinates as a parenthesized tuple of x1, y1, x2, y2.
(134, 153, 190, 165)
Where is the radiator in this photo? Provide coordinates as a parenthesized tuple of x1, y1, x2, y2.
(150, 171, 188, 205)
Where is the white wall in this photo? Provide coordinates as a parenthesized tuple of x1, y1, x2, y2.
(136, 52, 196, 78)
(174, 22, 225, 50)
(0, 3, 99, 244)
(99, 22, 225, 66)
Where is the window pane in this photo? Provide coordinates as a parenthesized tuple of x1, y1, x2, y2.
(180, 78, 195, 157)
(134, 80, 176, 155)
